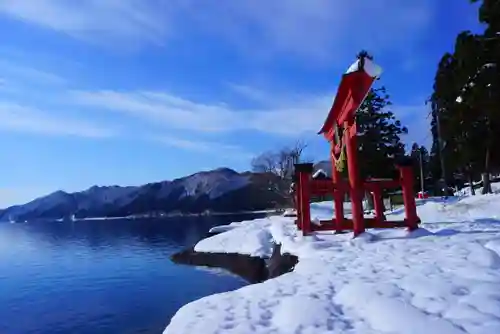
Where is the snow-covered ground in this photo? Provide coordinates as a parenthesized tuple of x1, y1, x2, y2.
(454, 181, 500, 197)
(165, 194, 500, 334)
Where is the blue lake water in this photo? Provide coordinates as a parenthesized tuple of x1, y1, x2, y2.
(0, 214, 265, 334)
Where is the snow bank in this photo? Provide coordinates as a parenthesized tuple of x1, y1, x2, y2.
(455, 181, 500, 197)
(195, 218, 274, 257)
(208, 221, 248, 234)
(166, 195, 500, 334)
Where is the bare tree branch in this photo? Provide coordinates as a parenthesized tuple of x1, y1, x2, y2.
(251, 140, 310, 205)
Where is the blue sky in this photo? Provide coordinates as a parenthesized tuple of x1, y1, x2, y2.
(0, 0, 483, 207)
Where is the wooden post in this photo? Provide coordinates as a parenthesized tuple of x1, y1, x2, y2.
(397, 158, 419, 231)
(295, 163, 314, 235)
(372, 187, 385, 224)
(345, 123, 365, 237)
(293, 172, 302, 230)
(295, 193, 300, 229)
(331, 160, 345, 233)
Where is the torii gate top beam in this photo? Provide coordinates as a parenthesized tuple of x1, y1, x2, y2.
(318, 55, 382, 143)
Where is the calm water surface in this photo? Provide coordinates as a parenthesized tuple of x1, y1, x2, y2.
(0, 214, 265, 334)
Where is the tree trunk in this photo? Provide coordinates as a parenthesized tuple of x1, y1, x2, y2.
(364, 190, 374, 212)
(481, 117, 493, 194)
(468, 173, 475, 196)
(482, 173, 492, 194)
(482, 147, 492, 194)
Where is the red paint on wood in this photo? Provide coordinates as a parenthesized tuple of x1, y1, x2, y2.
(295, 178, 302, 230)
(372, 188, 386, 224)
(298, 169, 312, 235)
(399, 166, 419, 231)
(332, 166, 345, 234)
(319, 70, 377, 142)
(345, 122, 365, 237)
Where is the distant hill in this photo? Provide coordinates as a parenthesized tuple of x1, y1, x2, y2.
(0, 168, 288, 221)
(313, 160, 332, 177)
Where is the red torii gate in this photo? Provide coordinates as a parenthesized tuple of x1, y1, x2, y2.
(294, 54, 420, 237)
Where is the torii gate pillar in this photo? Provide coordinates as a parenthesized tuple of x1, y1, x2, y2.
(344, 121, 365, 236)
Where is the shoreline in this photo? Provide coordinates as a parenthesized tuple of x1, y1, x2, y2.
(170, 216, 298, 284)
(6, 208, 284, 223)
(164, 197, 500, 334)
(82, 209, 280, 220)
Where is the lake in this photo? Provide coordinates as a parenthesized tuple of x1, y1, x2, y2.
(0, 214, 266, 334)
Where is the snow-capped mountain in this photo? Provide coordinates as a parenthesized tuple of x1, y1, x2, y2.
(313, 160, 332, 178)
(0, 168, 287, 221)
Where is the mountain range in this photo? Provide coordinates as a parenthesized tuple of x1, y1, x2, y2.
(0, 168, 290, 222)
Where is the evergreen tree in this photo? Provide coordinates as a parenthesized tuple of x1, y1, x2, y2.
(410, 143, 430, 194)
(430, 48, 483, 192)
(471, 0, 500, 34)
(355, 86, 408, 180)
(429, 1, 499, 194)
(455, 30, 499, 193)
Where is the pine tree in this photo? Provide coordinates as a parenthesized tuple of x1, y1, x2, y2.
(355, 86, 408, 180)
(430, 5, 500, 194)
(428, 1, 499, 194)
(410, 143, 430, 194)
(471, 0, 500, 34)
(430, 48, 482, 190)
(455, 30, 499, 193)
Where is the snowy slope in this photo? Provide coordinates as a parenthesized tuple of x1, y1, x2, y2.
(454, 181, 500, 197)
(76, 185, 139, 210)
(177, 168, 249, 200)
(313, 160, 332, 178)
(2, 190, 77, 219)
(0, 168, 267, 221)
(165, 194, 500, 334)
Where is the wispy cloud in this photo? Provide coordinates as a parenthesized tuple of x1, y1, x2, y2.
(0, 52, 428, 151)
(71, 89, 332, 136)
(0, 0, 173, 46)
(152, 135, 253, 160)
(0, 0, 434, 59)
(72, 90, 239, 132)
(183, 0, 435, 61)
(153, 135, 236, 152)
(227, 84, 276, 106)
(0, 59, 66, 86)
(70, 86, 429, 149)
(393, 104, 432, 148)
(0, 57, 116, 139)
(0, 102, 117, 138)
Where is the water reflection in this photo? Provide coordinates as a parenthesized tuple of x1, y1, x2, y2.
(0, 213, 265, 334)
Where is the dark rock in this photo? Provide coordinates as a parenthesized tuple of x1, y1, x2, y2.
(171, 247, 268, 284)
(170, 243, 298, 284)
(267, 243, 298, 279)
